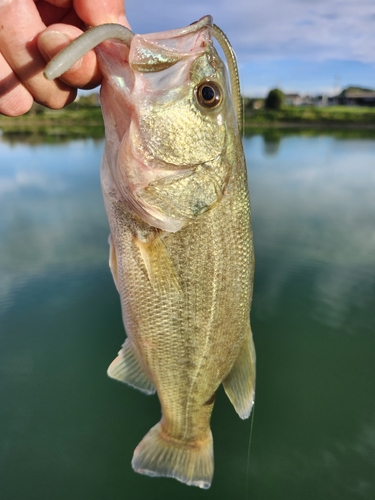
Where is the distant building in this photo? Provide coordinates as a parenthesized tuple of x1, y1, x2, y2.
(284, 93, 302, 106)
(245, 98, 264, 110)
(285, 93, 315, 106)
(331, 87, 375, 106)
(312, 95, 328, 107)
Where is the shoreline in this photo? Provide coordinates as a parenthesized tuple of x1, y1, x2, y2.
(1, 104, 375, 140)
(244, 121, 375, 130)
(2, 119, 375, 130)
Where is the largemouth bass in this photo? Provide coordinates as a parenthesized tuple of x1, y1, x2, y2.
(45, 15, 255, 489)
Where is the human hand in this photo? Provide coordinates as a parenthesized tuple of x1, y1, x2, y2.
(0, 0, 129, 116)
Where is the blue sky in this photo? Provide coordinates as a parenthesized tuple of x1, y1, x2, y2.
(125, 0, 375, 97)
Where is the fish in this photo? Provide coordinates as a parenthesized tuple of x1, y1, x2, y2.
(45, 15, 255, 489)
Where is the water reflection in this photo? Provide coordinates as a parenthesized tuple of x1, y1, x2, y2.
(245, 133, 375, 499)
(246, 135, 375, 330)
(262, 129, 282, 156)
(0, 138, 107, 312)
(1, 132, 375, 499)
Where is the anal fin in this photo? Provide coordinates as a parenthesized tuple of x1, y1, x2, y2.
(222, 324, 256, 419)
(134, 232, 180, 293)
(107, 339, 156, 395)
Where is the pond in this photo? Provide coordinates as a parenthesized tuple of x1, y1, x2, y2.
(0, 132, 374, 500)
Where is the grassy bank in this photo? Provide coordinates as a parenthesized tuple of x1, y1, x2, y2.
(1, 102, 375, 142)
(0, 104, 104, 142)
(244, 105, 375, 130)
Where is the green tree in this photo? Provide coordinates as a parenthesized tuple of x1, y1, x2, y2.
(265, 88, 284, 110)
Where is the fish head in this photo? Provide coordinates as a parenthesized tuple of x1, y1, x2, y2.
(98, 16, 240, 232)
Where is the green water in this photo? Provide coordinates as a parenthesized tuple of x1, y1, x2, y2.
(0, 133, 374, 500)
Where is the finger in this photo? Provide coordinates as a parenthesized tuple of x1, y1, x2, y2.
(42, 0, 129, 27)
(0, 0, 75, 108)
(43, 0, 73, 8)
(38, 24, 102, 88)
(73, 0, 130, 28)
(0, 51, 34, 116)
(35, 1, 72, 27)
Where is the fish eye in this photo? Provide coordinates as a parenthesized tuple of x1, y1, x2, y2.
(195, 81, 222, 109)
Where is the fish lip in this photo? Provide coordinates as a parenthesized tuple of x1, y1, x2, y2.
(185, 15, 213, 32)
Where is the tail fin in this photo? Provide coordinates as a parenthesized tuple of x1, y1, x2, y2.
(132, 422, 213, 489)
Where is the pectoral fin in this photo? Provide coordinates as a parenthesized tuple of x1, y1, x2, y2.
(222, 325, 256, 419)
(107, 339, 156, 395)
(108, 234, 119, 292)
(134, 232, 180, 293)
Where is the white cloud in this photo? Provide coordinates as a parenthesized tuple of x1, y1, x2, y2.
(127, 0, 375, 63)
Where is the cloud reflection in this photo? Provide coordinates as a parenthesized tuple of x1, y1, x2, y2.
(246, 134, 375, 331)
(0, 138, 108, 312)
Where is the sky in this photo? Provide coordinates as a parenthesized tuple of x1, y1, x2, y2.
(124, 0, 375, 97)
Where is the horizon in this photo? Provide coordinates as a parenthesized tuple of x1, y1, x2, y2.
(80, 84, 375, 101)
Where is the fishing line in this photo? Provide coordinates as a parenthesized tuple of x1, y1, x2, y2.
(245, 402, 256, 500)
(212, 24, 243, 129)
(213, 24, 254, 500)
